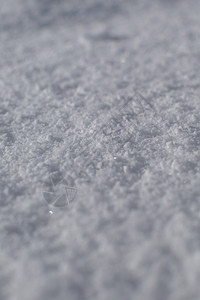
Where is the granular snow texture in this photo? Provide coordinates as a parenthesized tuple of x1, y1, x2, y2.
(1, 0, 200, 299)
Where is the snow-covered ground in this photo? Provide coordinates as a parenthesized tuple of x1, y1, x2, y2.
(1, 1, 200, 299)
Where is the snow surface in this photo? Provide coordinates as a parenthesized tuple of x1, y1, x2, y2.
(1, 0, 200, 299)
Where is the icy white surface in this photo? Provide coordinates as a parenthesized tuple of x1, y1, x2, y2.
(1, 0, 200, 299)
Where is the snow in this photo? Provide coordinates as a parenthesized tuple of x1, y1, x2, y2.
(1, 0, 200, 299)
